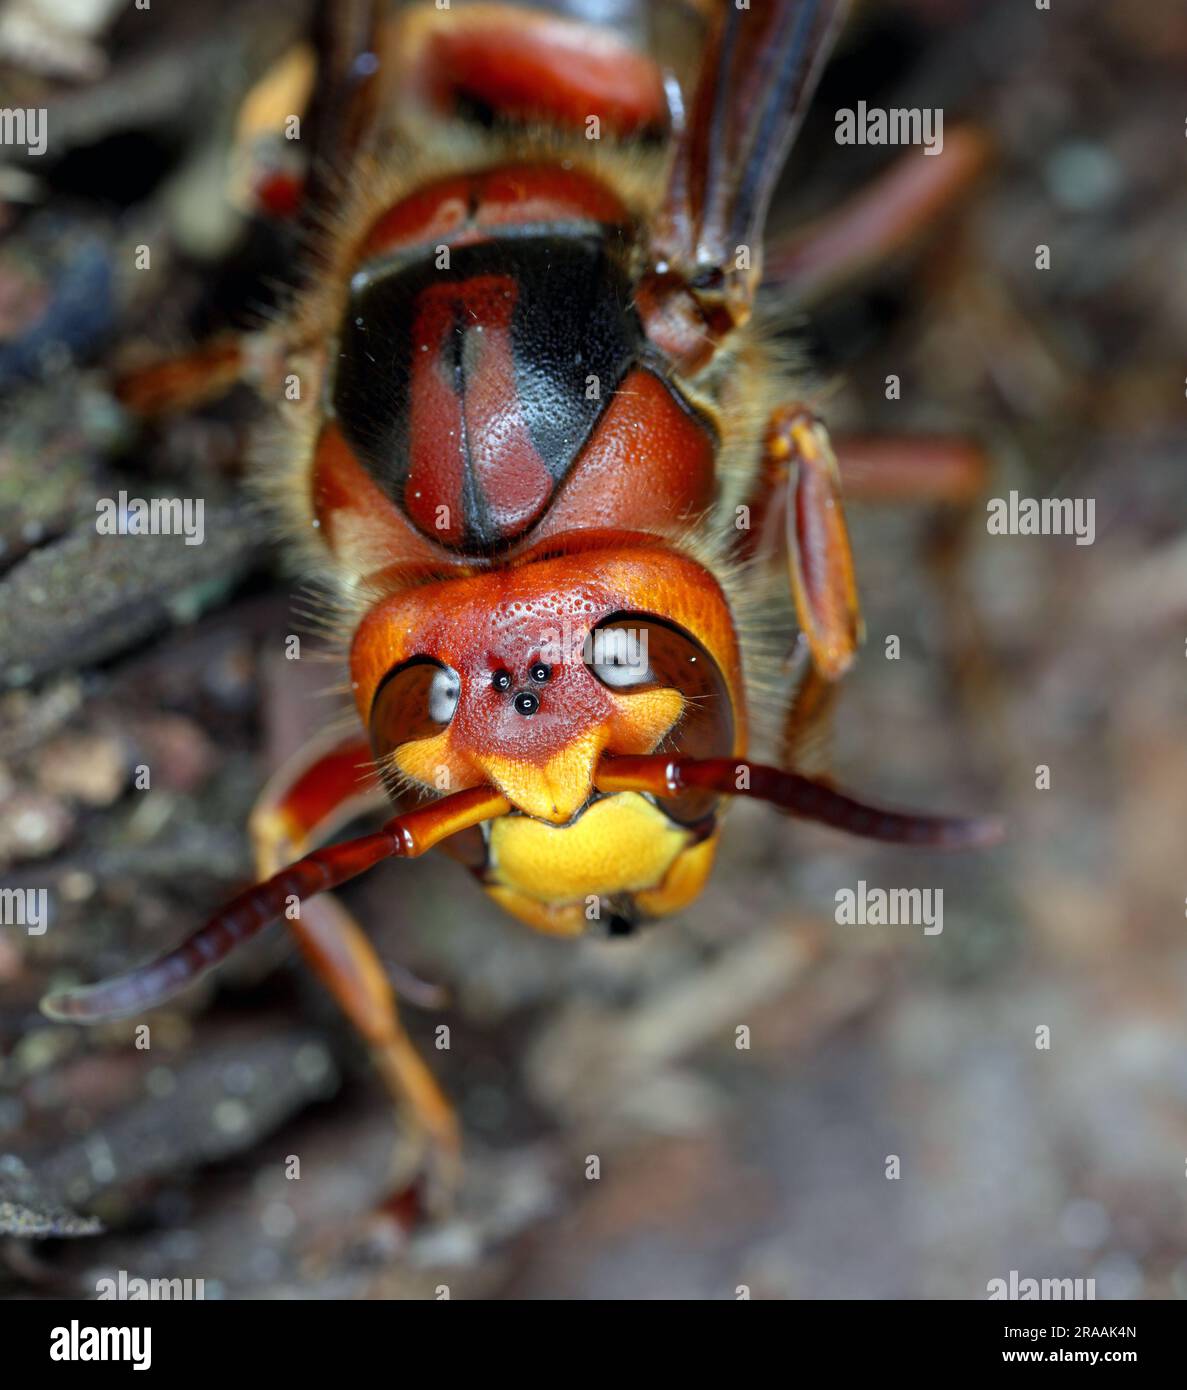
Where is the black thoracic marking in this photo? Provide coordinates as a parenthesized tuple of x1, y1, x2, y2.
(333, 235, 643, 553)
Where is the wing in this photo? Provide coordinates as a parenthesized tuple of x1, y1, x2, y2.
(641, 0, 849, 372)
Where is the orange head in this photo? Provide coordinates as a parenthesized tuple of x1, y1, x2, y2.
(350, 534, 745, 825)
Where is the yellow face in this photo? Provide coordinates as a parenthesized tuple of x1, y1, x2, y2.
(349, 540, 744, 932)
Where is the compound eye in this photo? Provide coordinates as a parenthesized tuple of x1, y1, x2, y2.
(586, 613, 734, 825)
(370, 657, 460, 762)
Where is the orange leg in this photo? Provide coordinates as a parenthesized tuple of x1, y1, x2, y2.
(735, 406, 863, 781)
(747, 416, 989, 769)
(44, 731, 511, 1208)
(752, 404, 864, 684)
(248, 730, 462, 1201)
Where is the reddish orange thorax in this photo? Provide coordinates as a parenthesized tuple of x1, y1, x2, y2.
(314, 163, 716, 575)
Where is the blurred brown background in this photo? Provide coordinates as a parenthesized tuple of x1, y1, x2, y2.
(1, 0, 1185, 1298)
